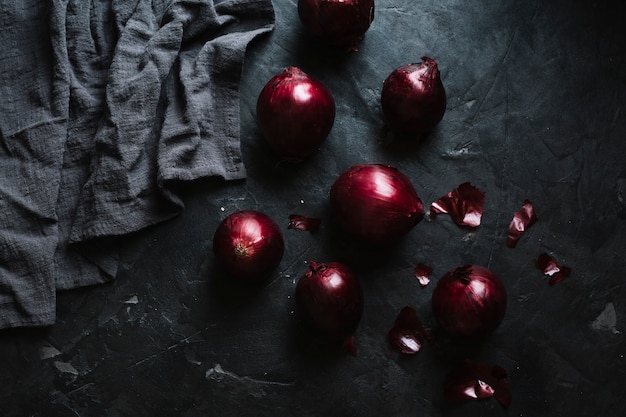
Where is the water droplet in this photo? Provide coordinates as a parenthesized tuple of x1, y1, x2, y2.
(300, 199, 305, 204)
(220, 207, 225, 212)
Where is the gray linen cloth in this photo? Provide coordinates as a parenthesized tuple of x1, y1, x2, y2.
(0, 0, 274, 329)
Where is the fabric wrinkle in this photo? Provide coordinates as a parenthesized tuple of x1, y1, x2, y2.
(0, 0, 275, 328)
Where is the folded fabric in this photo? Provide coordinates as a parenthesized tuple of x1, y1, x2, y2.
(0, 0, 275, 329)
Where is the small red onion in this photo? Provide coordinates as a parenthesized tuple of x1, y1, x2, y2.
(381, 56, 447, 138)
(298, 0, 375, 52)
(295, 261, 363, 351)
(212, 210, 284, 282)
(256, 66, 336, 162)
(330, 163, 425, 245)
(432, 264, 507, 339)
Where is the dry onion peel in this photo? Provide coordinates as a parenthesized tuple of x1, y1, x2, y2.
(430, 182, 485, 227)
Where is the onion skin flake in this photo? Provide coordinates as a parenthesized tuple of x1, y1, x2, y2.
(387, 306, 428, 354)
(444, 358, 512, 408)
(413, 262, 433, 287)
(430, 182, 485, 228)
(537, 253, 572, 285)
(507, 200, 537, 248)
(288, 214, 322, 232)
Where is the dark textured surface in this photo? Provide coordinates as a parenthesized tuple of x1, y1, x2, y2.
(2, 1, 625, 416)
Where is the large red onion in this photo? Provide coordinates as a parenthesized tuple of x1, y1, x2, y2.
(256, 66, 336, 163)
(212, 210, 285, 283)
(329, 163, 425, 245)
(431, 264, 507, 339)
(381, 56, 447, 138)
(298, 0, 375, 52)
(295, 261, 363, 348)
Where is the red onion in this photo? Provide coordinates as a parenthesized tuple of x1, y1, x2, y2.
(212, 210, 285, 282)
(431, 264, 507, 339)
(381, 56, 447, 138)
(256, 66, 336, 163)
(329, 163, 425, 245)
(298, 0, 375, 52)
(295, 261, 363, 350)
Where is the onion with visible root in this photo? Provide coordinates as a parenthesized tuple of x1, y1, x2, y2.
(212, 210, 285, 283)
